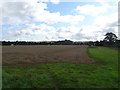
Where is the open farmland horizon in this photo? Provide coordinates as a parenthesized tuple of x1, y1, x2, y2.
(1, 0, 118, 88)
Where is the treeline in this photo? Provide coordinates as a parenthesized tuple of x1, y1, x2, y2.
(89, 40, 120, 47)
(1, 39, 120, 47)
(1, 40, 89, 46)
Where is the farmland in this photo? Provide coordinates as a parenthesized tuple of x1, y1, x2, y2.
(2, 45, 97, 65)
(2, 45, 118, 88)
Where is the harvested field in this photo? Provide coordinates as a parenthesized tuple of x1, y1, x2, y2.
(2, 45, 97, 66)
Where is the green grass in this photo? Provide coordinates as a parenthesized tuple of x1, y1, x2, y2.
(2, 47, 119, 88)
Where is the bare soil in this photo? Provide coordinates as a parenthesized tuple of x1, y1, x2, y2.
(2, 45, 97, 66)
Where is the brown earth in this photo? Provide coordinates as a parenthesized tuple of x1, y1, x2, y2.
(2, 45, 97, 66)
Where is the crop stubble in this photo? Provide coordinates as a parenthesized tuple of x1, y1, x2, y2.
(2, 45, 97, 66)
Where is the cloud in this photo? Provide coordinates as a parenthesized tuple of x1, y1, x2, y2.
(7, 24, 107, 41)
(3, 24, 82, 41)
(93, 13, 118, 36)
(1, 2, 33, 25)
(1, 1, 84, 25)
(56, 26, 81, 40)
(50, 0, 60, 4)
(15, 24, 56, 35)
(33, 11, 84, 24)
(4, 23, 59, 41)
(3, 22, 118, 41)
(94, 13, 118, 27)
(0, 0, 59, 7)
(76, 3, 111, 16)
(80, 25, 105, 41)
(29, 2, 84, 24)
(1, 1, 47, 25)
(1, 0, 118, 41)
(93, 12, 118, 39)
(95, 0, 116, 4)
(1, 1, 84, 41)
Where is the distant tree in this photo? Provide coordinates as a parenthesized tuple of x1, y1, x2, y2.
(104, 32, 117, 43)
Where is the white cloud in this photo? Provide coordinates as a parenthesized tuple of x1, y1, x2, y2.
(1, 1, 84, 25)
(31, 3, 84, 24)
(1, 0, 118, 41)
(57, 26, 81, 40)
(4, 21, 118, 41)
(50, 0, 60, 4)
(4, 24, 81, 41)
(1, 2, 32, 25)
(94, 13, 117, 27)
(27, 0, 60, 4)
(60, 15, 84, 24)
(93, 12, 118, 39)
(0, 0, 59, 8)
(80, 25, 105, 41)
(76, 4, 110, 16)
(7, 23, 58, 41)
(10, 24, 106, 41)
(94, 13, 118, 30)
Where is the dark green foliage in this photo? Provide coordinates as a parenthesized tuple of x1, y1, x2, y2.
(103, 32, 118, 47)
(104, 32, 117, 43)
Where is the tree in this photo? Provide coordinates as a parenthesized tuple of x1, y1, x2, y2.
(103, 32, 118, 47)
(104, 32, 117, 43)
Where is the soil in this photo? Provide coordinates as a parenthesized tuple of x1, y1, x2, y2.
(2, 45, 98, 66)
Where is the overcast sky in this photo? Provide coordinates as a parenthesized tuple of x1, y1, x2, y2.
(0, 0, 118, 41)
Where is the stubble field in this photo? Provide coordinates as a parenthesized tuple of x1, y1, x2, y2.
(2, 45, 97, 66)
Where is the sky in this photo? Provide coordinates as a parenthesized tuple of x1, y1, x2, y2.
(0, 0, 119, 41)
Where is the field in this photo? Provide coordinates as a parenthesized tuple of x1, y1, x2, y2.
(2, 45, 97, 65)
(2, 45, 118, 88)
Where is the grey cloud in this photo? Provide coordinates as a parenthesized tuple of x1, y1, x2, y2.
(71, 32, 93, 40)
(2, 2, 33, 25)
(108, 21, 118, 27)
(2, 2, 31, 17)
(101, 27, 117, 33)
